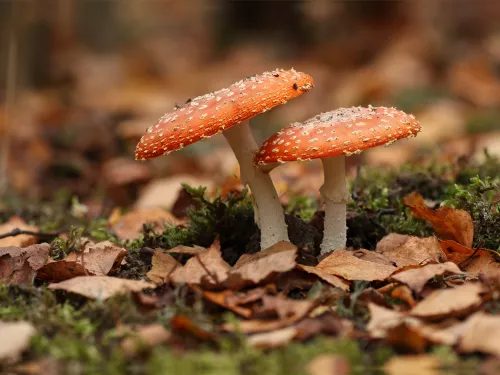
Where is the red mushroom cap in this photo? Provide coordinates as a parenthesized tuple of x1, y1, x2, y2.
(135, 69, 314, 160)
(255, 106, 422, 166)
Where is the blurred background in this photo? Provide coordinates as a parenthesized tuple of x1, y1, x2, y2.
(0, 0, 499, 210)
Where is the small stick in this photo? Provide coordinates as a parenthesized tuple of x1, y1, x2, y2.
(0, 228, 61, 240)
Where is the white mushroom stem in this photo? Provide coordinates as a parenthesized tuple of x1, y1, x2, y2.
(223, 121, 289, 249)
(319, 156, 350, 254)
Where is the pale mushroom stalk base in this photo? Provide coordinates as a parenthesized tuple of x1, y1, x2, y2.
(223, 121, 289, 249)
(320, 156, 349, 255)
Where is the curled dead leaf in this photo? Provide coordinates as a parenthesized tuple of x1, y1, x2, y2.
(316, 249, 396, 281)
(391, 262, 464, 293)
(146, 249, 180, 284)
(48, 276, 155, 300)
(296, 265, 350, 291)
(0, 243, 50, 284)
(403, 192, 473, 248)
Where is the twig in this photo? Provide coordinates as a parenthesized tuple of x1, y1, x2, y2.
(195, 254, 219, 285)
(0, 1, 19, 196)
(0, 228, 61, 240)
(459, 240, 485, 268)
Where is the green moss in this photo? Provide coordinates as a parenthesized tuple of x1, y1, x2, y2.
(286, 195, 318, 222)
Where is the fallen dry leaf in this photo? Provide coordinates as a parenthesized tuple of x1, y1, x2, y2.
(390, 285, 417, 308)
(0, 216, 39, 247)
(403, 192, 474, 248)
(296, 265, 350, 291)
(170, 238, 230, 287)
(110, 207, 180, 241)
(37, 241, 127, 281)
(351, 249, 396, 267)
(223, 241, 298, 290)
(0, 243, 50, 284)
(411, 282, 486, 320)
(194, 288, 253, 318)
(171, 315, 217, 341)
(366, 302, 405, 339)
(121, 323, 171, 356)
(316, 249, 396, 281)
(247, 326, 298, 349)
(383, 355, 441, 375)
(146, 249, 180, 284)
(0, 321, 36, 363)
(459, 312, 500, 357)
(376, 235, 446, 267)
(391, 262, 464, 293)
(306, 355, 350, 375)
(166, 245, 205, 255)
(48, 276, 155, 300)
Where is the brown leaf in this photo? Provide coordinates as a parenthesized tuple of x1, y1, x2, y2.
(48, 276, 155, 300)
(410, 282, 486, 320)
(0, 216, 39, 247)
(222, 296, 315, 334)
(247, 326, 298, 349)
(37, 241, 127, 282)
(296, 265, 350, 291)
(121, 324, 171, 356)
(376, 235, 446, 267)
(0, 321, 36, 363)
(146, 249, 180, 284)
(316, 249, 396, 281)
(403, 192, 473, 248)
(171, 315, 217, 341)
(0, 243, 50, 284)
(223, 241, 298, 290)
(391, 262, 464, 293)
(170, 239, 230, 287)
(110, 207, 180, 241)
(351, 249, 396, 267)
(459, 312, 500, 357)
(390, 285, 417, 308)
(166, 245, 205, 255)
(306, 355, 350, 375)
(366, 303, 405, 339)
(294, 314, 353, 341)
(195, 288, 253, 318)
(383, 355, 441, 375)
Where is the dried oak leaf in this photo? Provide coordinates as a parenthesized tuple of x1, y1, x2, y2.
(0, 321, 36, 363)
(222, 295, 315, 334)
(0, 216, 39, 247)
(403, 192, 473, 248)
(390, 262, 464, 293)
(383, 355, 441, 375)
(247, 326, 298, 349)
(48, 276, 155, 300)
(410, 282, 486, 320)
(146, 249, 180, 284)
(351, 249, 396, 266)
(169, 238, 230, 287)
(109, 207, 180, 241)
(459, 312, 500, 357)
(37, 241, 127, 281)
(316, 249, 396, 281)
(296, 265, 350, 291)
(223, 241, 298, 290)
(0, 243, 50, 284)
(376, 234, 446, 267)
(121, 324, 171, 356)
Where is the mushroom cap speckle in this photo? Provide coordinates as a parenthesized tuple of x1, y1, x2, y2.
(255, 106, 422, 166)
(135, 69, 314, 160)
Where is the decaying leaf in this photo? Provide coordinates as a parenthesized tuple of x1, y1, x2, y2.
(0, 321, 36, 363)
(316, 249, 396, 281)
(411, 282, 486, 320)
(37, 241, 127, 281)
(390, 285, 417, 308)
(121, 323, 171, 356)
(48, 276, 155, 300)
(306, 355, 350, 375)
(391, 262, 464, 293)
(0, 243, 50, 284)
(169, 238, 230, 287)
(109, 207, 180, 240)
(383, 355, 441, 375)
(403, 192, 474, 248)
(146, 249, 180, 284)
(171, 315, 217, 341)
(247, 326, 298, 349)
(296, 265, 350, 291)
(459, 312, 500, 357)
(223, 241, 298, 290)
(351, 249, 396, 267)
(366, 303, 405, 339)
(194, 288, 253, 318)
(0, 216, 39, 247)
(376, 234, 446, 267)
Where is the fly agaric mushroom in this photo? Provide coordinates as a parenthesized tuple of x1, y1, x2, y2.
(135, 69, 314, 250)
(255, 106, 422, 254)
